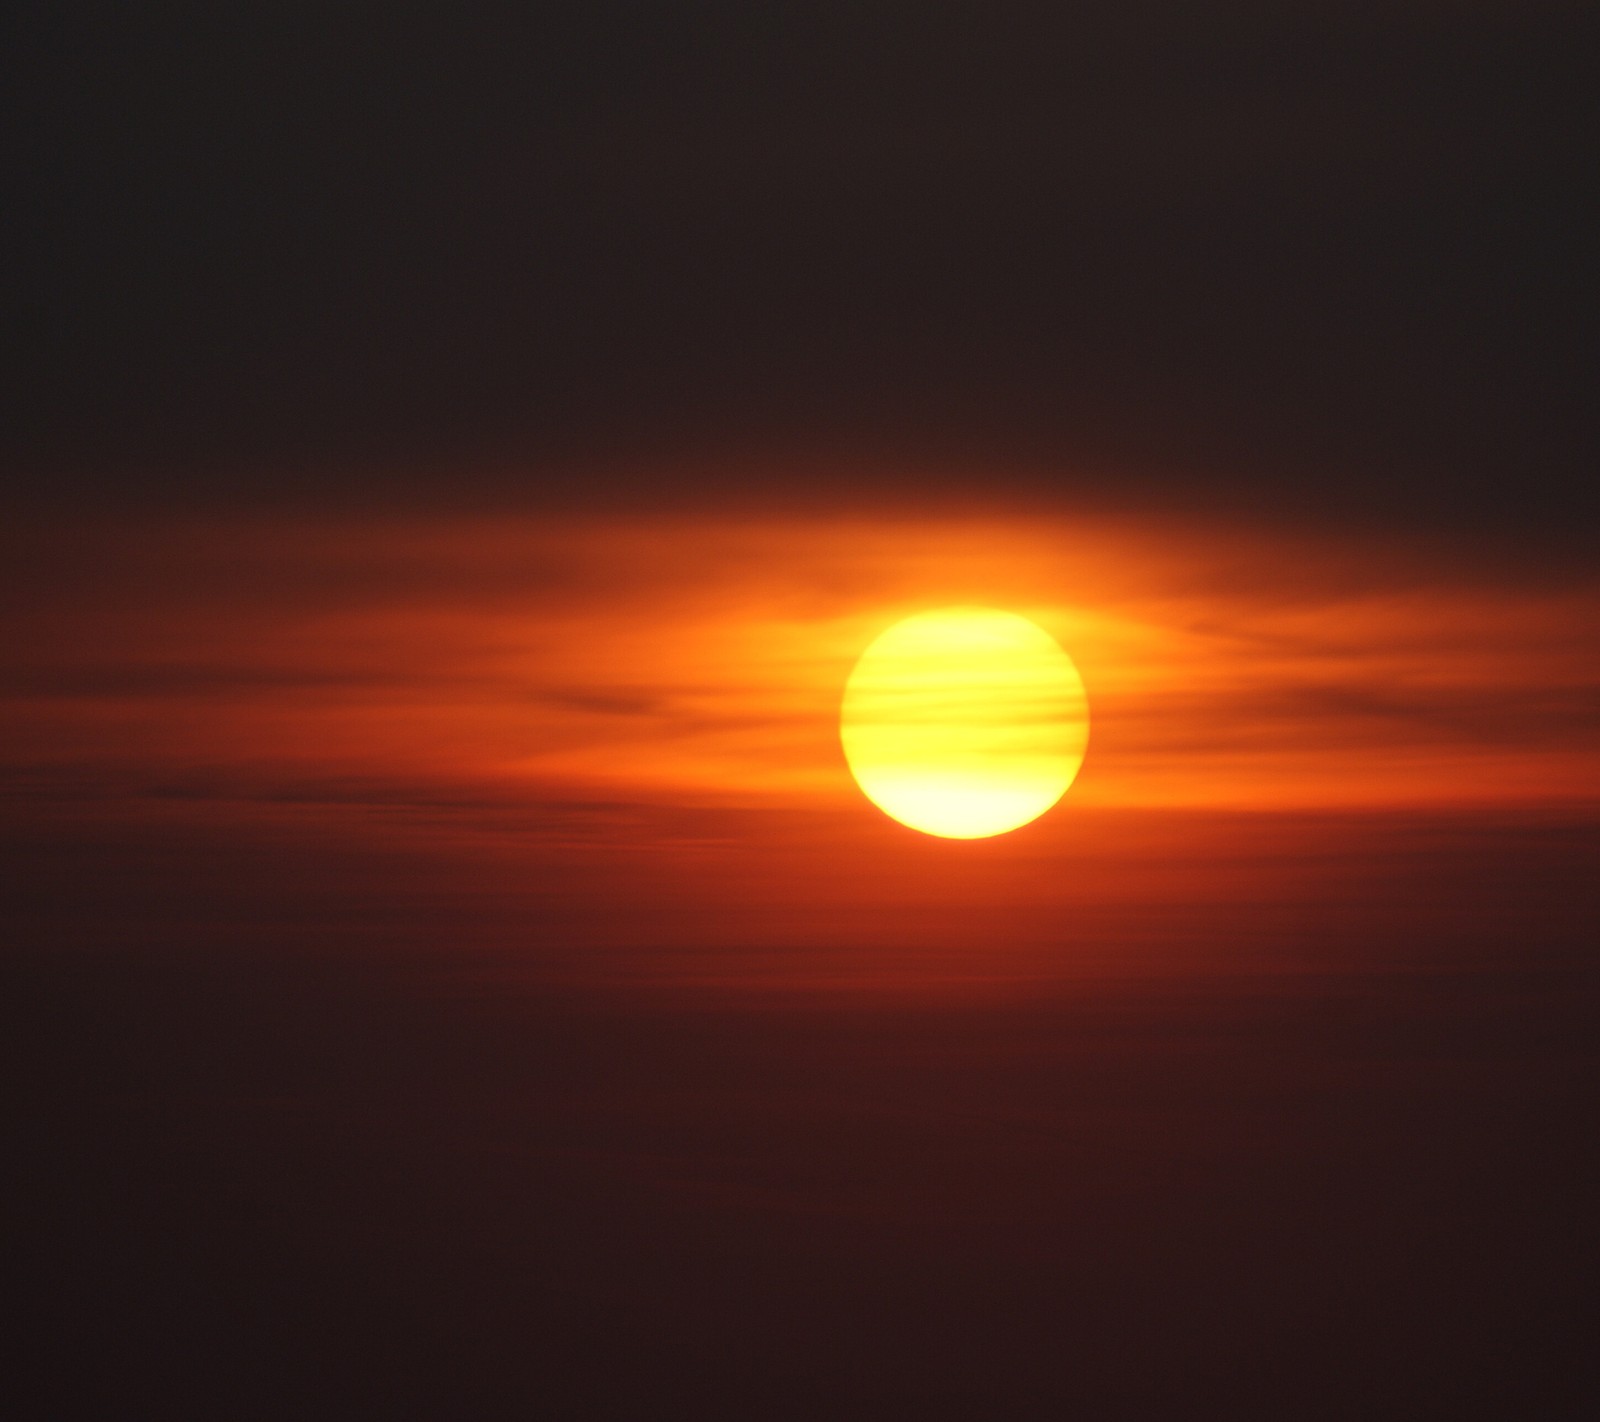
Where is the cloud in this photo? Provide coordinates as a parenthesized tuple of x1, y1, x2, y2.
(2, 510, 1597, 840)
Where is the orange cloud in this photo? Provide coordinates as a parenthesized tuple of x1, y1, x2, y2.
(4, 511, 1597, 830)
(3, 505, 1595, 980)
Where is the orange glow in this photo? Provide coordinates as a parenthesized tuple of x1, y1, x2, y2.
(4, 512, 1595, 820)
(2, 505, 1596, 971)
(1, 511, 1597, 866)
(840, 609, 1088, 837)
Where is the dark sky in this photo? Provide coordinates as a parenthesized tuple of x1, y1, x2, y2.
(6, 1, 1593, 532)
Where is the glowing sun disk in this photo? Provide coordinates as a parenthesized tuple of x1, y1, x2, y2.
(840, 608, 1089, 838)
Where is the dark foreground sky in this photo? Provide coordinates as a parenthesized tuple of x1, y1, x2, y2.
(5, 5, 1599, 1420)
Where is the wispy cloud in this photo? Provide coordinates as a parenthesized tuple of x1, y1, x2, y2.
(3, 511, 1597, 845)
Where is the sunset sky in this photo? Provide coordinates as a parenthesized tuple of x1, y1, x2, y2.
(6, 4, 1596, 1419)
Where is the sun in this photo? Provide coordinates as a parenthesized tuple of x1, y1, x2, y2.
(840, 608, 1089, 839)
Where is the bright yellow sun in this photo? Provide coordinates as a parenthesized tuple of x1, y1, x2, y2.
(840, 608, 1089, 839)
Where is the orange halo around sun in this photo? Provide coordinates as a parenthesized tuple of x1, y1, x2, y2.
(840, 608, 1090, 838)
